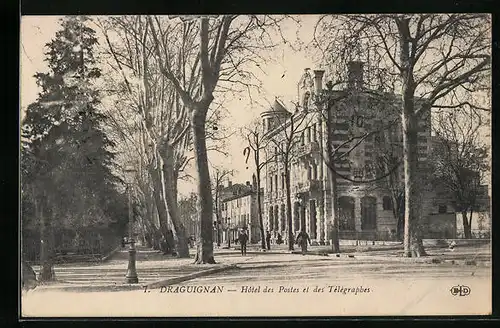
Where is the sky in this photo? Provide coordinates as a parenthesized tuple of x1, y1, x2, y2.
(20, 15, 491, 197)
(20, 15, 322, 196)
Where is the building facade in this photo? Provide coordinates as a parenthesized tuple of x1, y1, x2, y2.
(261, 62, 435, 244)
(219, 179, 263, 244)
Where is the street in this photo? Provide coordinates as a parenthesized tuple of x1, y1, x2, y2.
(21, 248, 491, 317)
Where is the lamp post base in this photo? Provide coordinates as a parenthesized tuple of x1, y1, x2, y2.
(125, 241, 139, 284)
(125, 275, 139, 284)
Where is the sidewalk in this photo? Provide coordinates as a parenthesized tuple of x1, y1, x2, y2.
(30, 250, 257, 293)
(29, 242, 491, 293)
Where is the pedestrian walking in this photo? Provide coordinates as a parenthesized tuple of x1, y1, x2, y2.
(276, 233, 283, 245)
(238, 229, 248, 256)
(296, 230, 311, 255)
(265, 231, 271, 250)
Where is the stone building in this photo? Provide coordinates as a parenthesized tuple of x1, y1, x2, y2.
(219, 177, 263, 244)
(261, 62, 435, 244)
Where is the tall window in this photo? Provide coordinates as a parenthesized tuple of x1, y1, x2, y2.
(274, 175, 278, 192)
(312, 123, 317, 142)
(382, 196, 393, 211)
(361, 196, 377, 230)
(269, 177, 273, 192)
(338, 196, 355, 230)
(281, 173, 285, 189)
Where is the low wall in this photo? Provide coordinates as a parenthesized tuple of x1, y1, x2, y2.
(422, 239, 491, 247)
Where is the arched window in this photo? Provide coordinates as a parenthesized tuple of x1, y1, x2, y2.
(361, 196, 377, 230)
(338, 196, 355, 230)
(293, 202, 300, 232)
(383, 196, 393, 211)
(274, 205, 279, 231)
(312, 164, 318, 180)
(269, 207, 274, 230)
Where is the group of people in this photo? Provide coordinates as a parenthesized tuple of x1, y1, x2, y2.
(264, 230, 312, 254)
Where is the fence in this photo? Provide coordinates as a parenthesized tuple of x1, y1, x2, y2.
(336, 230, 399, 242)
(424, 229, 490, 240)
(22, 228, 122, 264)
(330, 229, 491, 242)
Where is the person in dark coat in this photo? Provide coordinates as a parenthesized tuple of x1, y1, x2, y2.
(238, 230, 248, 256)
(276, 233, 283, 245)
(296, 230, 311, 255)
(265, 231, 271, 250)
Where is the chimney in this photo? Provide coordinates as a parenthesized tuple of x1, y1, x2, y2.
(313, 69, 325, 95)
(347, 61, 364, 89)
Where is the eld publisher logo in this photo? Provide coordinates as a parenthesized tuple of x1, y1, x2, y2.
(450, 285, 471, 296)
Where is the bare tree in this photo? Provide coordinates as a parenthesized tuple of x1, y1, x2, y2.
(242, 119, 275, 250)
(147, 15, 296, 263)
(315, 14, 490, 257)
(431, 109, 489, 239)
(98, 16, 195, 257)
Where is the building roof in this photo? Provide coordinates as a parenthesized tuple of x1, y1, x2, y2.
(222, 190, 255, 203)
(260, 97, 292, 117)
(220, 183, 254, 202)
(272, 98, 290, 113)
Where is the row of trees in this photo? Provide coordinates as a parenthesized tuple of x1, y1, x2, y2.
(22, 14, 490, 281)
(23, 15, 291, 271)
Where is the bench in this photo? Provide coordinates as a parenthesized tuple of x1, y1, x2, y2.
(54, 253, 103, 263)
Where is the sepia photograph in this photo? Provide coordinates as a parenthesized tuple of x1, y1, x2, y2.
(20, 14, 492, 317)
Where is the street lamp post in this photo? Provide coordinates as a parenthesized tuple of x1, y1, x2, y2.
(227, 217, 231, 248)
(125, 166, 139, 284)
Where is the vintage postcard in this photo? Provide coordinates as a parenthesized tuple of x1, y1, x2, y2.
(20, 14, 491, 317)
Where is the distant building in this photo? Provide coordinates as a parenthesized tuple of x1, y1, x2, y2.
(219, 179, 263, 244)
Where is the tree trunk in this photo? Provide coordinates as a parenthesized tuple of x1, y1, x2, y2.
(325, 106, 340, 253)
(38, 194, 55, 282)
(149, 167, 170, 253)
(329, 170, 340, 253)
(214, 181, 221, 247)
(143, 194, 155, 248)
(399, 18, 426, 257)
(284, 165, 294, 251)
(191, 109, 216, 264)
(395, 194, 405, 241)
(160, 149, 189, 258)
(462, 210, 472, 239)
(256, 170, 266, 250)
(402, 101, 427, 257)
